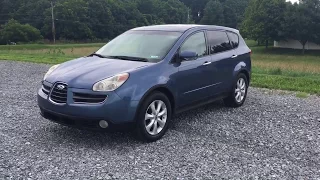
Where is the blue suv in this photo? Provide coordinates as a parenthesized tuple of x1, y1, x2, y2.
(38, 25, 251, 141)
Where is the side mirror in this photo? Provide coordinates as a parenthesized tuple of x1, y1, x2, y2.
(179, 51, 198, 61)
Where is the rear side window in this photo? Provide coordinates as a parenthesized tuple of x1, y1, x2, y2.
(207, 31, 232, 54)
(180, 32, 207, 58)
(227, 32, 239, 48)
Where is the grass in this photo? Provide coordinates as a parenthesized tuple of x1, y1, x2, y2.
(247, 41, 320, 95)
(251, 47, 320, 74)
(296, 92, 309, 98)
(0, 44, 103, 64)
(0, 41, 319, 95)
(0, 43, 104, 50)
(252, 74, 320, 95)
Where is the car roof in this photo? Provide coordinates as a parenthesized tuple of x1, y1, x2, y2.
(131, 24, 239, 33)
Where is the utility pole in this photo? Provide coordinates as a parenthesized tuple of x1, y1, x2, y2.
(51, 1, 56, 44)
(187, 9, 190, 24)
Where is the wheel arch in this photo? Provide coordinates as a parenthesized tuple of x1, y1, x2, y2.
(233, 61, 251, 84)
(239, 69, 250, 84)
(134, 85, 176, 122)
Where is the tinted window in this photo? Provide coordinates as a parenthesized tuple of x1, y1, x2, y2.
(207, 31, 232, 54)
(180, 32, 207, 58)
(227, 32, 239, 48)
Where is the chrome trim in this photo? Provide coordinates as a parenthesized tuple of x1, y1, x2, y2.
(49, 82, 68, 106)
(72, 93, 108, 105)
(42, 85, 50, 94)
(231, 55, 238, 59)
(202, 61, 212, 66)
(184, 82, 222, 95)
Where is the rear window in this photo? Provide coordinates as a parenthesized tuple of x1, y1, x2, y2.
(227, 32, 239, 48)
(207, 31, 232, 54)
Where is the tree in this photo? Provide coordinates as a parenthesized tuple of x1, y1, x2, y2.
(224, 0, 249, 28)
(108, 0, 148, 36)
(0, 19, 42, 44)
(12, 0, 50, 31)
(282, 0, 320, 54)
(222, 3, 237, 28)
(300, 0, 320, 45)
(180, 0, 209, 23)
(42, 0, 93, 41)
(241, 0, 287, 48)
(87, 0, 115, 39)
(157, 0, 190, 24)
(0, 0, 254, 42)
(200, 0, 225, 25)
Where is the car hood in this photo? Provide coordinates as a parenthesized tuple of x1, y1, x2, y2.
(46, 56, 152, 89)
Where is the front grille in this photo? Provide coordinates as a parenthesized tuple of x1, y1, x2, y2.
(50, 83, 68, 104)
(42, 84, 51, 96)
(73, 92, 107, 103)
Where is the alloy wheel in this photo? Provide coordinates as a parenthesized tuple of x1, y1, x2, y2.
(235, 78, 246, 103)
(144, 100, 168, 136)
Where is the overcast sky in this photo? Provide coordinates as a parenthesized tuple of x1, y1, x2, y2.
(288, 0, 299, 3)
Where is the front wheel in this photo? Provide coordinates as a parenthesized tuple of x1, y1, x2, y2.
(223, 73, 248, 107)
(136, 92, 172, 142)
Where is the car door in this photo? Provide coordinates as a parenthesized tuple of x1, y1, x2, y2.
(206, 30, 236, 94)
(176, 31, 214, 106)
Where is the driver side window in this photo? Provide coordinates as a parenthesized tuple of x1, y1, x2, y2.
(180, 32, 207, 59)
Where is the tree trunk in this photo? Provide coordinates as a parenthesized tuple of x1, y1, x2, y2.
(300, 41, 307, 55)
(265, 40, 269, 49)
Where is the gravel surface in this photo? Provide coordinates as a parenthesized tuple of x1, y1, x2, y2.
(0, 60, 320, 179)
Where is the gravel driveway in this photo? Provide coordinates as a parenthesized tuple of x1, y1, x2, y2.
(0, 60, 320, 179)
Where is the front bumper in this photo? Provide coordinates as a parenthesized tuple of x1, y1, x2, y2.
(40, 107, 103, 129)
(37, 81, 139, 127)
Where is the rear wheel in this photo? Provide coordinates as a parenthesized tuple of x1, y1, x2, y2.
(224, 73, 248, 107)
(136, 92, 172, 142)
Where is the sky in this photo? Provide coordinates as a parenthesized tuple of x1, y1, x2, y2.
(288, 0, 299, 3)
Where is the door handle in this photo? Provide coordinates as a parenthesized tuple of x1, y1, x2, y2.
(231, 55, 238, 59)
(203, 61, 212, 66)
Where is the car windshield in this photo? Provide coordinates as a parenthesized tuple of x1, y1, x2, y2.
(95, 30, 182, 63)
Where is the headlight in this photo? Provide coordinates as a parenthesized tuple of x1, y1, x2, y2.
(44, 64, 60, 80)
(93, 73, 129, 92)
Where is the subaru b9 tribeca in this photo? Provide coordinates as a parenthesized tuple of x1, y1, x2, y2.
(38, 25, 251, 142)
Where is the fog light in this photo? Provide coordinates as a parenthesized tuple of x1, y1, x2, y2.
(99, 120, 109, 128)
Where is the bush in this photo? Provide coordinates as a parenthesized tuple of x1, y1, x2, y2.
(0, 19, 42, 44)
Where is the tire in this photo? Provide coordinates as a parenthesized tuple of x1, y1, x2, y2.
(136, 92, 172, 142)
(223, 73, 249, 108)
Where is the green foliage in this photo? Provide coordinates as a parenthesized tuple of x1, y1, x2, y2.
(242, 0, 320, 51)
(241, 0, 287, 47)
(199, 0, 248, 28)
(180, 0, 209, 23)
(282, 0, 320, 54)
(0, 0, 319, 51)
(0, 0, 190, 42)
(0, 19, 42, 44)
(224, 0, 249, 28)
(251, 73, 320, 95)
(200, 0, 224, 25)
(157, 0, 189, 24)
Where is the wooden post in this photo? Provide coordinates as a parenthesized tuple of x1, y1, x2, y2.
(51, 1, 56, 44)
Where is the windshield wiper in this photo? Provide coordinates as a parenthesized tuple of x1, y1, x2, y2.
(88, 53, 107, 58)
(107, 56, 149, 62)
